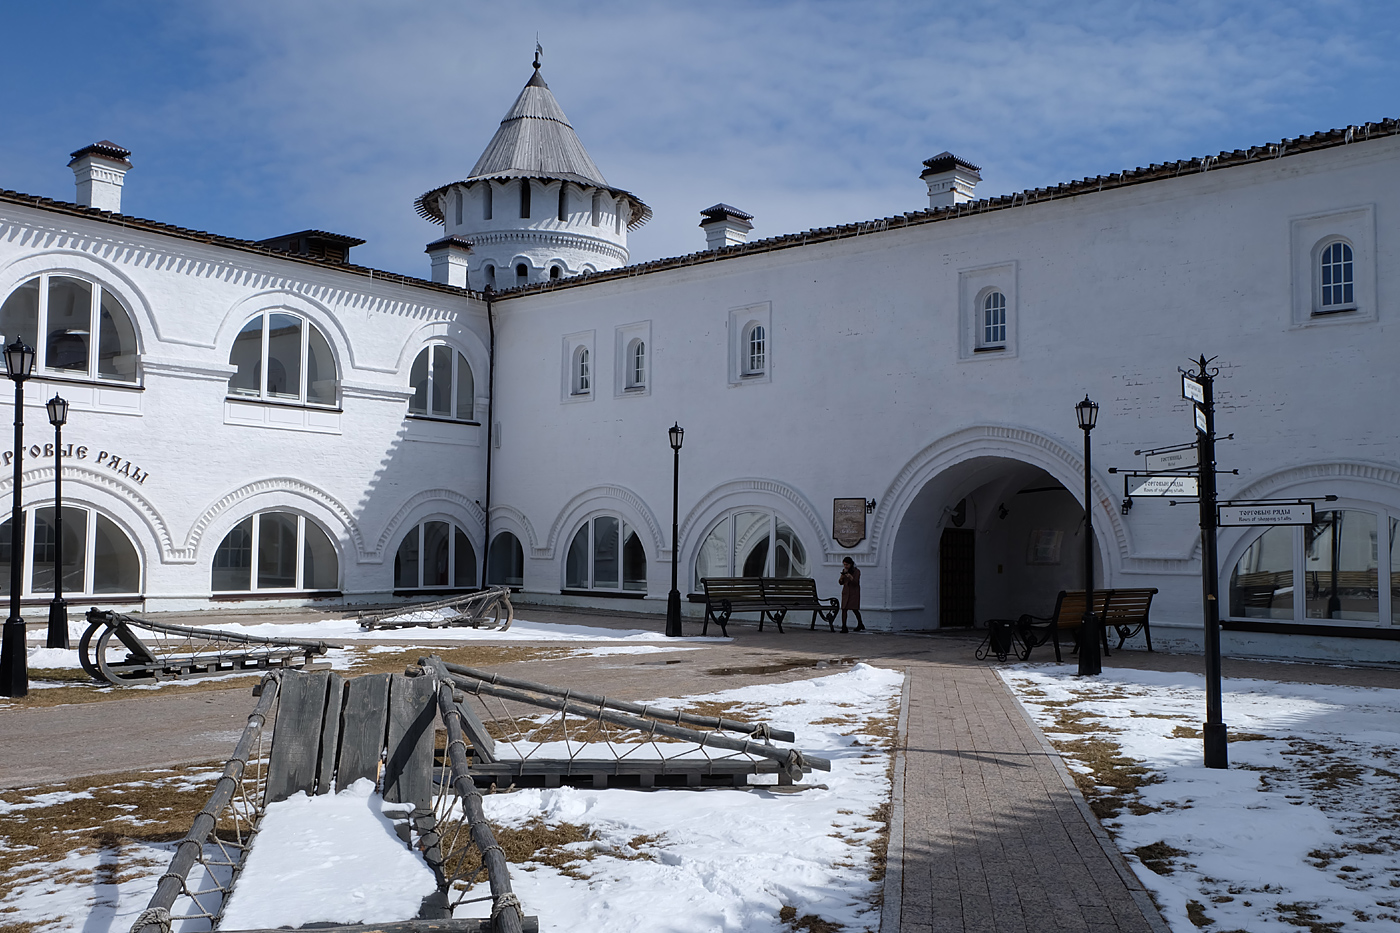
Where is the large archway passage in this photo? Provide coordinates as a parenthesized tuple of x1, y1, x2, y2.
(889, 457, 1102, 631)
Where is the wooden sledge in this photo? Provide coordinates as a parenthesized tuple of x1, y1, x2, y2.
(130, 665, 533, 933)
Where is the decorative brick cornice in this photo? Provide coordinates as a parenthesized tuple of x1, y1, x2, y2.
(539, 484, 664, 559)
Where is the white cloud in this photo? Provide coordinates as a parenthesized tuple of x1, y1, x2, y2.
(3, 0, 1396, 274)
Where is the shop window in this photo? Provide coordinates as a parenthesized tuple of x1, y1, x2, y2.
(211, 511, 339, 593)
(487, 532, 524, 587)
(565, 514, 646, 591)
(693, 510, 809, 589)
(394, 520, 477, 589)
(0, 505, 140, 598)
(0, 274, 140, 383)
(409, 344, 475, 421)
(1229, 508, 1398, 625)
(228, 312, 337, 407)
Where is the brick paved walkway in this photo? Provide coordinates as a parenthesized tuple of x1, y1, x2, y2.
(886, 658, 1167, 933)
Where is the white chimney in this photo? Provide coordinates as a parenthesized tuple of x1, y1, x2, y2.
(699, 203, 753, 250)
(920, 152, 980, 209)
(69, 141, 132, 213)
(425, 236, 474, 288)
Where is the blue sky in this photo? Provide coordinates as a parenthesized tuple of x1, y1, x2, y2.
(1, 1, 1396, 277)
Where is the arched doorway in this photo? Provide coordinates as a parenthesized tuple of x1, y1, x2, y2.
(890, 457, 1103, 631)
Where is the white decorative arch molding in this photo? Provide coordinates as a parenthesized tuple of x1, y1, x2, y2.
(488, 505, 539, 553)
(540, 485, 666, 560)
(213, 288, 359, 374)
(0, 464, 179, 561)
(678, 478, 831, 565)
(873, 424, 1136, 572)
(1231, 460, 1400, 501)
(377, 489, 486, 559)
(184, 478, 366, 560)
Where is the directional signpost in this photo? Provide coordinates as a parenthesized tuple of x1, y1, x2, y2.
(1111, 356, 1334, 771)
(1182, 360, 1229, 770)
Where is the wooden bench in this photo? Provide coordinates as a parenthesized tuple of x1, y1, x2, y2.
(699, 576, 840, 636)
(1006, 587, 1158, 662)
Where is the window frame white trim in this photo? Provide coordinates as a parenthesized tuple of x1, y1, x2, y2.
(614, 320, 652, 396)
(0, 272, 143, 385)
(2, 502, 143, 599)
(958, 262, 1017, 360)
(728, 302, 772, 385)
(407, 342, 477, 423)
(563, 512, 648, 592)
(210, 510, 340, 594)
(1290, 204, 1376, 326)
(561, 331, 595, 402)
(226, 310, 339, 408)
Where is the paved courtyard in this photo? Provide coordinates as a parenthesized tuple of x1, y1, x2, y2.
(2, 603, 1395, 931)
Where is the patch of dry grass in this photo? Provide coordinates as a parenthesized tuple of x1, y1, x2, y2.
(0, 761, 224, 916)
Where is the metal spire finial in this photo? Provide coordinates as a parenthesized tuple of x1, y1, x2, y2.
(534, 39, 542, 69)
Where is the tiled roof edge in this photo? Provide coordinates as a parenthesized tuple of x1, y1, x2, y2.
(0, 189, 482, 300)
(496, 118, 1400, 301)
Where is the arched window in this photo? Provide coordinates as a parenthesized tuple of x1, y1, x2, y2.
(591, 191, 602, 226)
(1229, 507, 1400, 624)
(558, 184, 569, 222)
(483, 184, 493, 220)
(982, 291, 1007, 346)
(549, 266, 562, 281)
(0, 275, 139, 383)
(1319, 240, 1354, 311)
(484, 265, 496, 289)
(409, 344, 475, 421)
(0, 505, 141, 598)
(520, 179, 531, 219)
(744, 323, 766, 375)
(626, 339, 646, 388)
(228, 312, 337, 406)
(394, 520, 477, 590)
(487, 532, 524, 587)
(516, 263, 529, 286)
(566, 514, 646, 591)
(572, 346, 591, 395)
(454, 189, 463, 226)
(693, 510, 809, 589)
(211, 511, 339, 593)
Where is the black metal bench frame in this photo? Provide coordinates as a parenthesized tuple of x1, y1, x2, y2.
(699, 576, 839, 636)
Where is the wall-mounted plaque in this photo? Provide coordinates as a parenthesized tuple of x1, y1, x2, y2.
(833, 498, 867, 548)
(1026, 529, 1064, 565)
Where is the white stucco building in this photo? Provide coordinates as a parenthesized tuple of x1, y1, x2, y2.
(1, 66, 1397, 665)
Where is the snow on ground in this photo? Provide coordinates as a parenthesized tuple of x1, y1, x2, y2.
(204, 616, 730, 643)
(1001, 665, 1400, 933)
(3, 664, 900, 933)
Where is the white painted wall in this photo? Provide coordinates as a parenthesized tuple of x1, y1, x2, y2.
(487, 135, 1400, 661)
(0, 203, 489, 612)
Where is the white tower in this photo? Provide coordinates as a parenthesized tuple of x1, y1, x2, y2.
(417, 58, 650, 291)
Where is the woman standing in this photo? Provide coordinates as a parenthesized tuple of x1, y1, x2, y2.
(839, 557, 865, 632)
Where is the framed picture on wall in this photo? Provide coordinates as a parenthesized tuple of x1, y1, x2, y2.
(1026, 529, 1064, 565)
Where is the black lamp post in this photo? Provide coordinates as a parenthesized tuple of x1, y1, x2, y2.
(665, 422, 684, 637)
(0, 338, 36, 697)
(46, 395, 69, 650)
(1076, 395, 1102, 677)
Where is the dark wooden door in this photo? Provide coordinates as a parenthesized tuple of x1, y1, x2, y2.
(939, 528, 976, 628)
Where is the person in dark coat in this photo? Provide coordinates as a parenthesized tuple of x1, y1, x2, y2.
(839, 557, 864, 632)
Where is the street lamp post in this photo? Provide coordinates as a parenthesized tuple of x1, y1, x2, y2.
(666, 422, 684, 637)
(0, 339, 36, 697)
(46, 395, 69, 649)
(1076, 395, 1102, 677)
